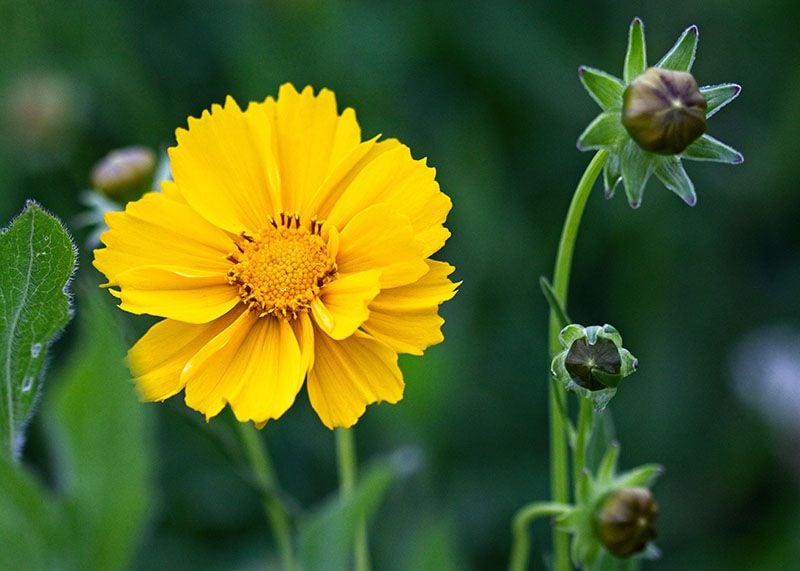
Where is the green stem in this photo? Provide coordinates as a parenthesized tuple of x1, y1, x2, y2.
(573, 399, 594, 503)
(237, 422, 295, 570)
(548, 150, 608, 571)
(336, 428, 371, 571)
(509, 502, 572, 571)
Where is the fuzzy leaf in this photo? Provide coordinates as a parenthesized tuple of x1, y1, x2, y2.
(579, 67, 625, 111)
(682, 134, 744, 164)
(540, 276, 570, 329)
(0, 201, 76, 460)
(656, 25, 699, 71)
(700, 83, 742, 118)
(655, 156, 697, 206)
(624, 18, 647, 83)
(577, 112, 626, 151)
(620, 139, 653, 208)
(614, 463, 664, 489)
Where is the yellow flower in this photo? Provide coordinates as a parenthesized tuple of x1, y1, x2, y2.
(93, 84, 457, 429)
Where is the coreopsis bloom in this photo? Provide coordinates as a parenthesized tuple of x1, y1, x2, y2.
(93, 84, 457, 429)
(577, 18, 742, 207)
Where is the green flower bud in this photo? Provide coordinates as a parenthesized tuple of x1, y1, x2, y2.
(90, 146, 156, 199)
(552, 324, 638, 410)
(622, 67, 707, 155)
(596, 487, 658, 558)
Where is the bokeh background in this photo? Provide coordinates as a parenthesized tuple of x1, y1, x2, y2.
(3, 1, 799, 569)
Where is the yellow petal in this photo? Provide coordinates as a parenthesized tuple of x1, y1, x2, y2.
(337, 204, 428, 288)
(312, 270, 381, 340)
(291, 311, 316, 371)
(228, 317, 306, 425)
(182, 311, 258, 419)
(129, 309, 241, 401)
(169, 96, 277, 234)
(307, 331, 404, 429)
(94, 191, 232, 284)
(111, 266, 239, 323)
(363, 260, 459, 355)
(256, 84, 362, 213)
(325, 140, 452, 256)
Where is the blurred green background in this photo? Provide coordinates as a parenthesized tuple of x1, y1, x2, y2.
(2, 1, 799, 569)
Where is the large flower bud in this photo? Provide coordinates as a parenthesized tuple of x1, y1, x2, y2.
(595, 487, 659, 557)
(90, 146, 156, 199)
(622, 67, 707, 154)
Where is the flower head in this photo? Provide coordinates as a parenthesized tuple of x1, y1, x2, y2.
(577, 18, 742, 207)
(93, 84, 458, 429)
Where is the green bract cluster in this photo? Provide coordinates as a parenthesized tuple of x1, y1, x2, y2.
(577, 18, 742, 207)
(551, 324, 637, 411)
(558, 445, 663, 568)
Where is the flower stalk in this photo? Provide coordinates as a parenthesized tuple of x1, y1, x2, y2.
(547, 150, 608, 571)
(236, 422, 295, 570)
(336, 428, 371, 571)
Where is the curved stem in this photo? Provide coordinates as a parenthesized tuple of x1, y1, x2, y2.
(336, 428, 371, 571)
(237, 422, 295, 570)
(548, 150, 608, 571)
(509, 502, 572, 571)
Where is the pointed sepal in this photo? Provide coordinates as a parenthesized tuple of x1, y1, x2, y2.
(620, 140, 653, 208)
(579, 67, 625, 111)
(700, 83, 742, 118)
(624, 18, 647, 83)
(654, 156, 697, 206)
(577, 112, 626, 151)
(681, 134, 743, 164)
(656, 25, 699, 72)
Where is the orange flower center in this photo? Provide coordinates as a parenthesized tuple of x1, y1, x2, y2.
(226, 214, 337, 319)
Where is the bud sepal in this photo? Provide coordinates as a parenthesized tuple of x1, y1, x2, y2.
(551, 324, 638, 411)
(557, 444, 663, 568)
(577, 18, 742, 208)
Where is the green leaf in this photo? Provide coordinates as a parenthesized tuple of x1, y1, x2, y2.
(299, 449, 419, 571)
(700, 83, 741, 118)
(45, 288, 153, 571)
(656, 25, 699, 71)
(539, 276, 570, 329)
(654, 156, 697, 206)
(624, 18, 647, 83)
(579, 67, 625, 111)
(620, 139, 653, 208)
(0, 201, 76, 460)
(682, 134, 744, 164)
(577, 112, 626, 151)
(0, 455, 68, 570)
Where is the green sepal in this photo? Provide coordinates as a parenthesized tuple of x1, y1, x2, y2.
(682, 133, 744, 164)
(654, 156, 697, 206)
(579, 67, 625, 111)
(700, 83, 742, 118)
(656, 25, 699, 72)
(613, 464, 664, 489)
(577, 112, 626, 151)
(623, 18, 647, 83)
(619, 139, 653, 208)
(603, 152, 622, 199)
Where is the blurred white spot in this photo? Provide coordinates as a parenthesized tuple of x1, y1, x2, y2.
(31, 343, 41, 358)
(21, 376, 33, 393)
(730, 325, 800, 434)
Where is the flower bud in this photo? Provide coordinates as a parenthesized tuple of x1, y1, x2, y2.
(90, 146, 156, 199)
(551, 324, 638, 410)
(622, 67, 707, 154)
(596, 487, 658, 557)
